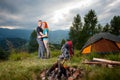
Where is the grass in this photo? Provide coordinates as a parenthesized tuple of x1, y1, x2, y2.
(0, 50, 62, 80)
(0, 50, 120, 80)
(87, 66, 120, 80)
(0, 53, 57, 80)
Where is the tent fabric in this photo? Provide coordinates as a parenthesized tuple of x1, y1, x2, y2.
(116, 42, 120, 48)
(82, 45, 91, 54)
(92, 39, 119, 52)
(81, 32, 120, 54)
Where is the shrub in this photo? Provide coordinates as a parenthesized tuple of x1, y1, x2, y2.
(105, 53, 120, 61)
(0, 48, 9, 60)
(85, 52, 101, 60)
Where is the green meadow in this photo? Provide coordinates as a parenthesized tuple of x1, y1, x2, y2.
(0, 50, 120, 80)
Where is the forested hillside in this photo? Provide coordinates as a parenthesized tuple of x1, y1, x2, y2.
(0, 38, 27, 50)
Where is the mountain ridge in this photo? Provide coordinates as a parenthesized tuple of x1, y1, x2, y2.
(0, 28, 69, 44)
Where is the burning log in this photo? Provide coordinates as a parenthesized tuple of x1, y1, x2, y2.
(68, 69, 81, 80)
(40, 70, 46, 80)
(40, 67, 82, 80)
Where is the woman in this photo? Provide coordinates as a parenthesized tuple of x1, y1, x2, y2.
(41, 22, 50, 58)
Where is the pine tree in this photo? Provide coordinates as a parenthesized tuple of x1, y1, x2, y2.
(69, 14, 83, 49)
(83, 9, 98, 36)
(28, 30, 38, 53)
(95, 24, 103, 33)
(103, 23, 111, 32)
(110, 16, 120, 35)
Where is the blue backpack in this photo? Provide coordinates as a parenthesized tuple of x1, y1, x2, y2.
(59, 43, 70, 60)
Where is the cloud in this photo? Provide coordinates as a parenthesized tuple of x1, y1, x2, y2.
(96, 0, 120, 25)
(0, 0, 120, 30)
(0, 26, 21, 29)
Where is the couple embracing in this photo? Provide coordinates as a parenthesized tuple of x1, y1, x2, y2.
(37, 20, 50, 59)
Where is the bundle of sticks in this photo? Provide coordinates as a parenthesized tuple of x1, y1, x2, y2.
(40, 59, 82, 80)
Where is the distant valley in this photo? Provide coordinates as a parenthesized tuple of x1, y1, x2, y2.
(0, 28, 69, 44)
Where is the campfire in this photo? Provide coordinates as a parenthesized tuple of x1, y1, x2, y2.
(40, 58, 82, 80)
(40, 65, 82, 80)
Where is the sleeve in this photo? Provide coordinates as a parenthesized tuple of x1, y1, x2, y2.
(36, 27, 38, 33)
(37, 27, 42, 33)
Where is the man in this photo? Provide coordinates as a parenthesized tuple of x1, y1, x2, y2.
(36, 20, 45, 59)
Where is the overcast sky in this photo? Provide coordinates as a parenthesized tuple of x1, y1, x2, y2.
(0, 0, 120, 30)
